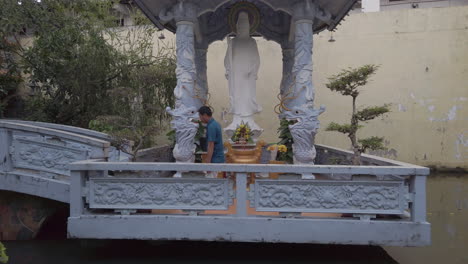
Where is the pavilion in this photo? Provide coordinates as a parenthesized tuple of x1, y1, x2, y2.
(133, 0, 357, 164)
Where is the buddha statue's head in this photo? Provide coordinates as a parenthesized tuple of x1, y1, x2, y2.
(236, 12, 250, 38)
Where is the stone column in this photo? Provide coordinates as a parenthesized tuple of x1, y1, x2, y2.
(279, 43, 295, 106)
(281, 0, 326, 175)
(291, 5, 315, 107)
(161, 1, 201, 167)
(195, 42, 208, 105)
(174, 21, 200, 109)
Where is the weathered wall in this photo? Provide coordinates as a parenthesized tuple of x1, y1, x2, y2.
(188, 6, 467, 169)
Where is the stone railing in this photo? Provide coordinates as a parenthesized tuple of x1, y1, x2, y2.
(68, 159, 430, 246)
(0, 120, 112, 202)
(1, 120, 132, 162)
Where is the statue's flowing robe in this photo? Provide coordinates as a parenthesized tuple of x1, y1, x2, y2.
(224, 37, 261, 117)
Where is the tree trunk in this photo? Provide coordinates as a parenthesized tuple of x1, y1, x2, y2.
(350, 96, 361, 165)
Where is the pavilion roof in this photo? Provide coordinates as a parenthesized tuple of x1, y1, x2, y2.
(134, 0, 357, 44)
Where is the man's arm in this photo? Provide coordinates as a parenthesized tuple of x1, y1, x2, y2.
(205, 141, 215, 163)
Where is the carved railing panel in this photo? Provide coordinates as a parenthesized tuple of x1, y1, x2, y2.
(10, 133, 94, 175)
(249, 179, 409, 215)
(87, 177, 233, 211)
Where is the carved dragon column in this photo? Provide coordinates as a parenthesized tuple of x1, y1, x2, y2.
(161, 1, 201, 172)
(195, 41, 209, 105)
(279, 42, 295, 101)
(291, 1, 315, 106)
(281, 0, 329, 178)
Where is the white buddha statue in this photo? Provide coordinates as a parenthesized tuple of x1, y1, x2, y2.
(224, 12, 263, 140)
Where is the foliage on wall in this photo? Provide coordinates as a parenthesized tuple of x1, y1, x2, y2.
(325, 64, 391, 165)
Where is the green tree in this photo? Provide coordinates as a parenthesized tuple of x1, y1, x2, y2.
(1, 0, 177, 157)
(90, 53, 177, 161)
(0, 37, 22, 117)
(325, 64, 390, 165)
(0, 0, 173, 127)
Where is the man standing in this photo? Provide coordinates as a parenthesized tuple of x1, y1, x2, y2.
(198, 106, 225, 164)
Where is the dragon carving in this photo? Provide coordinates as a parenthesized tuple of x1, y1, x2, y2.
(166, 106, 199, 164)
(281, 105, 325, 165)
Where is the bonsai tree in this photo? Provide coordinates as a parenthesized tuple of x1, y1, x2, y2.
(325, 64, 390, 165)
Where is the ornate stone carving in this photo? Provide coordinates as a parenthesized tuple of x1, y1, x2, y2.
(281, 105, 325, 165)
(88, 178, 231, 210)
(278, 0, 332, 168)
(280, 47, 294, 97)
(174, 22, 200, 109)
(291, 20, 314, 106)
(165, 1, 204, 164)
(251, 180, 409, 214)
(194, 44, 208, 104)
(166, 106, 199, 164)
(10, 135, 91, 174)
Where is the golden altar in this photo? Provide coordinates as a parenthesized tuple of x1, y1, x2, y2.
(224, 141, 265, 164)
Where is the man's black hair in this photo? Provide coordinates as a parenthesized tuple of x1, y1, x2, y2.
(198, 106, 212, 117)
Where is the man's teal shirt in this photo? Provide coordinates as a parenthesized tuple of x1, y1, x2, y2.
(206, 118, 225, 163)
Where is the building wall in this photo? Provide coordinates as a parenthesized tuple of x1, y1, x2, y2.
(188, 5, 467, 169)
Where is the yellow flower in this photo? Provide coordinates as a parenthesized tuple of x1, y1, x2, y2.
(278, 145, 287, 153)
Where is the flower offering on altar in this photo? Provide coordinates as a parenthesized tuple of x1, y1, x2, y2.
(231, 121, 253, 144)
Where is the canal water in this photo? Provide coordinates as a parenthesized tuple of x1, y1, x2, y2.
(2, 173, 467, 264)
(385, 172, 468, 264)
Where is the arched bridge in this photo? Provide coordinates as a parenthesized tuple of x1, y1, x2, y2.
(0, 120, 130, 203)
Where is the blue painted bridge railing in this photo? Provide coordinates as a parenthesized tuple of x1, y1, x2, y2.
(68, 159, 430, 246)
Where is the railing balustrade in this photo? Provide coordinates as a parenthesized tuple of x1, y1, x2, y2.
(68, 160, 430, 245)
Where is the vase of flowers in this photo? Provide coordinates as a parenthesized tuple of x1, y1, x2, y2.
(267, 144, 278, 161)
(267, 144, 287, 161)
(231, 121, 253, 144)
